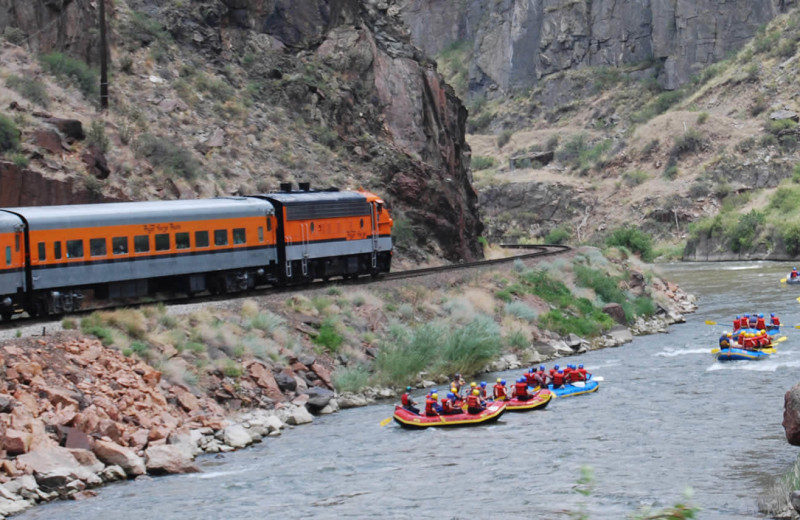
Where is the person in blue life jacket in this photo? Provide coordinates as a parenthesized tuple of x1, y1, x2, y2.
(400, 386, 420, 414)
(719, 332, 731, 350)
(791, 267, 799, 280)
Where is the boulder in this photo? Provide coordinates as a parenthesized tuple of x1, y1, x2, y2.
(222, 424, 252, 449)
(144, 444, 199, 475)
(274, 372, 297, 392)
(602, 303, 627, 325)
(336, 393, 369, 408)
(17, 446, 100, 488)
(3, 474, 39, 501)
(791, 490, 800, 514)
(303, 387, 334, 411)
(605, 325, 634, 346)
(0, 497, 31, 517)
(1, 428, 32, 455)
(285, 406, 313, 425)
(92, 439, 145, 476)
(784, 383, 800, 445)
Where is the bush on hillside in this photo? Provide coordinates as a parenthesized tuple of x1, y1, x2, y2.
(605, 226, 654, 262)
(40, 52, 98, 100)
(0, 114, 20, 154)
(134, 133, 201, 180)
(6, 74, 49, 108)
(727, 210, 765, 253)
(472, 155, 496, 171)
(544, 226, 571, 244)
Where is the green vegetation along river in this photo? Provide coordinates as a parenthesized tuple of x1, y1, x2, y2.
(16, 262, 800, 519)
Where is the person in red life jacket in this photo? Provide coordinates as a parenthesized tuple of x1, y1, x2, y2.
(549, 364, 560, 381)
(756, 314, 766, 330)
(441, 392, 461, 415)
(478, 381, 488, 400)
(524, 368, 538, 387)
(739, 315, 749, 330)
(513, 377, 531, 401)
(771, 313, 781, 327)
(733, 315, 741, 332)
(466, 389, 485, 414)
(493, 378, 508, 401)
(551, 369, 566, 389)
(534, 365, 548, 388)
(742, 333, 757, 350)
(736, 331, 744, 346)
(563, 364, 574, 380)
(401, 386, 420, 415)
(576, 364, 589, 381)
(425, 393, 440, 417)
(792, 267, 799, 279)
(568, 364, 587, 383)
(759, 330, 770, 348)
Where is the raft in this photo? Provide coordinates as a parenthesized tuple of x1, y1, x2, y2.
(504, 389, 553, 411)
(546, 380, 599, 398)
(732, 327, 779, 344)
(714, 346, 775, 361)
(786, 275, 800, 285)
(392, 401, 506, 429)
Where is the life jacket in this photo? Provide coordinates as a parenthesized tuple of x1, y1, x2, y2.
(733, 320, 740, 332)
(479, 387, 487, 399)
(493, 384, 507, 400)
(739, 317, 749, 329)
(571, 369, 586, 382)
(441, 399, 456, 414)
(743, 335, 756, 349)
(524, 372, 538, 385)
(719, 336, 730, 348)
(466, 394, 479, 408)
(549, 369, 557, 378)
(401, 393, 410, 406)
(737, 333, 744, 345)
(552, 371, 566, 387)
(772, 316, 781, 326)
(756, 318, 766, 330)
(534, 373, 547, 387)
(577, 368, 588, 381)
(514, 381, 527, 398)
(425, 397, 438, 416)
(792, 270, 798, 279)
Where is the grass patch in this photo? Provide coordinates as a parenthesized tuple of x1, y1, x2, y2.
(472, 156, 496, 171)
(332, 365, 371, 393)
(6, 75, 49, 108)
(606, 226, 654, 262)
(133, 132, 202, 180)
(40, 52, 98, 101)
(0, 114, 20, 154)
(313, 318, 344, 352)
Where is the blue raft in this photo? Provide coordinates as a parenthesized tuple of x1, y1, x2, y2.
(545, 380, 600, 397)
(714, 346, 774, 361)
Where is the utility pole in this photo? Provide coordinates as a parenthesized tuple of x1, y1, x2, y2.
(99, 0, 108, 110)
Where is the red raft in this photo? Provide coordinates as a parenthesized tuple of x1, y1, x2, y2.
(392, 401, 506, 429)
(503, 389, 552, 411)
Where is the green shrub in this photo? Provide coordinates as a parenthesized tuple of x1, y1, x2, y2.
(521, 270, 573, 307)
(391, 216, 414, 251)
(332, 366, 370, 392)
(497, 129, 513, 149)
(506, 329, 528, 349)
(696, 112, 709, 125)
(436, 315, 501, 375)
(86, 120, 110, 153)
(375, 322, 441, 385)
(767, 119, 797, 135)
(538, 309, 601, 337)
(622, 169, 648, 186)
(556, 134, 588, 164)
(40, 52, 98, 100)
(606, 226, 654, 262)
(313, 318, 344, 352)
(505, 301, 537, 321)
(133, 133, 201, 180)
(544, 226, 571, 244)
(727, 210, 765, 253)
(222, 359, 243, 378)
(770, 187, 800, 213)
(784, 222, 800, 256)
(130, 341, 149, 357)
(6, 75, 49, 108)
(0, 114, 20, 154)
(472, 155, 496, 171)
(9, 152, 28, 168)
(670, 128, 704, 158)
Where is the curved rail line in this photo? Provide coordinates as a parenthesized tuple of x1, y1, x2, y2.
(0, 244, 570, 330)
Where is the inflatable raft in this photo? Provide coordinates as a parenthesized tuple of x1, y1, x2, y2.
(392, 401, 506, 429)
(733, 327, 780, 340)
(714, 346, 775, 361)
(504, 389, 553, 411)
(547, 380, 599, 398)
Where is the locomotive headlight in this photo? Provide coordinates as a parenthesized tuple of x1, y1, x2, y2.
(1, 297, 10, 307)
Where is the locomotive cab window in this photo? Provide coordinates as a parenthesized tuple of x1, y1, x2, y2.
(4, 246, 9, 265)
(376, 203, 383, 213)
(233, 228, 246, 245)
(15, 234, 19, 252)
(195, 231, 209, 248)
(37, 242, 46, 261)
(155, 233, 170, 251)
(175, 232, 190, 250)
(258, 227, 264, 243)
(310, 222, 315, 233)
(214, 229, 228, 246)
(66, 240, 84, 259)
(90, 238, 107, 257)
(112, 237, 128, 255)
(134, 235, 150, 253)
(360, 218, 364, 229)
(54, 242, 62, 260)
(267, 219, 272, 232)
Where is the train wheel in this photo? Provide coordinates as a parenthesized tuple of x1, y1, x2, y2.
(24, 305, 39, 318)
(0, 311, 12, 321)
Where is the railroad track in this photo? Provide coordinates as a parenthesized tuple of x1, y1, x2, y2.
(0, 244, 570, 330)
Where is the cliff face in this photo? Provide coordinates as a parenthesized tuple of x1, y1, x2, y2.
(402, 0, 791, 93)
(0, 0, 482, 262)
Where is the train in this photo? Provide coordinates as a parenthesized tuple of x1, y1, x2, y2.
(0, 183, 393, 320)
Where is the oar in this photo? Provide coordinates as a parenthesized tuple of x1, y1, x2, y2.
(711, 348, 720, 354)
(781, 278, 787, 283)
(705, 320, 717, 325)
(776, 336, 788, 343)
(379, 417, 392, 427)
(796, 296, 800, 303)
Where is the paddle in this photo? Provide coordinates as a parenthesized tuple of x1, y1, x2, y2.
(781, 278, 787, 283)
(797, 296, 800, 303)
(705, 320, 717, 325)
(776, 336, 788, 343)
(379, 417, 392, 427)
(711, 348, 720, 354)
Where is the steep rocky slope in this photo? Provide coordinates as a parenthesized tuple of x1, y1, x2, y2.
(0, 0, 481, 264)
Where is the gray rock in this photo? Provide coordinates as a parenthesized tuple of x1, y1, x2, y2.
(770, 109, 799, 122)
(99, 465, 127, 483)
(93, 440, 146, 477)
(0, 496, 32, 517)
(286, 405, 314, 425)
(222, 424, 253, 449)
(275, 372, 297, 392)
(145, 444, 200, 475)
(304, 386, 334, 411)
(791, 489, 800, 514)
(602, 303, 627, 325)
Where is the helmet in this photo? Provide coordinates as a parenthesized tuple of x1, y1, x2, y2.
(736, 315, 740, 319)
(501, 380, 506, 385)
(472, 389, 479, 396)
(431, 393, 438, 400)
(554, 364, 560, 370)
(727, 333, 732, 337)
(480, 381, 487, 387)
(447, 392, 455, 399)
(578, 364, 584, 369)
(761, 329, 766, 334)
(539, 365, 545, 371)
(759, 314, 764, 318)
(771, 313, 775, 317)
(497, 378, 502, 383)
(431, 389, 438, 395)
(529, 368, 534, 373)
(558, 370, 563, 374)
(722, 331, 729, 335)
(406, 386, 412, 392)
(470, 382, 477, 388)
(455, 373, 462, 379)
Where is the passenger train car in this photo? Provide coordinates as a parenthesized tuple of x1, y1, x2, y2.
(0, 185, 392, 320)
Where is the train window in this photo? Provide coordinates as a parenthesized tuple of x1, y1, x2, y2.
(4, 246, 9, 265)
(267, 219, 272, 232)
(66, 240, 84, 259)
(360, 218, 364, 229)
(233, 228, 246, 245)
(377, 203, 383, 213)
(155, 233, 170, 251)
(90, 238, 107, 257)
(195, 231, 209, 248)
(112, 237, 128, 255)
(175, 232, 190, 250)
(37, 242, 46, 261)
(310, 222, 315, 233)
(134, 235, 150, 253)
(54, 241, 62, 260)
(214, 229, 228, 246)
(15, 234, 19, 252)
(258, 227, 264, 243)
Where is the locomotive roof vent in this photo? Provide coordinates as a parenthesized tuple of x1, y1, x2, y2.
(299, 182, 311, 192)
(279, 182, 293, 192)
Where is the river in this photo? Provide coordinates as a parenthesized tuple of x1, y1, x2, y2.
(16, 262, 800, 519)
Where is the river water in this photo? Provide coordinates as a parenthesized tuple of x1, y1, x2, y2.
(16, 262, 800, 519)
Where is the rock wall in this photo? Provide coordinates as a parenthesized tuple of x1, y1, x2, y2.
(402, 0, 792, 93)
